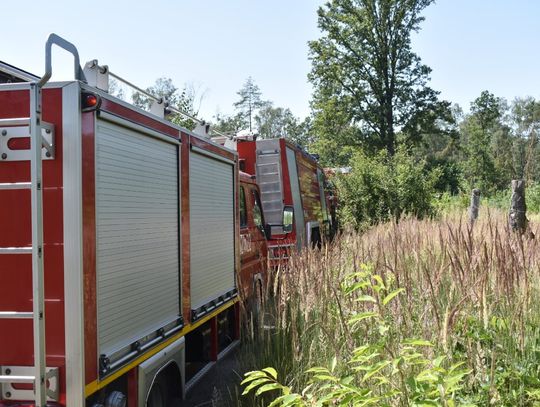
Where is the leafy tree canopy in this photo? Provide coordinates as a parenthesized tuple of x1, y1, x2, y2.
(309, 0, 437, 159)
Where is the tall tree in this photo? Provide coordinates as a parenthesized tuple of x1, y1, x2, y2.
(460, 91, 510, 192)
(234, 77, 264, 132)
(510, 97, 540, 182)
(309, 0, 436, 157)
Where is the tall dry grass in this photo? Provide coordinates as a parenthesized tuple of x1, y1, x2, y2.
(236, 209, 540, 405)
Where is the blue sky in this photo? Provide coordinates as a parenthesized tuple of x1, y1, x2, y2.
(414, 0, 540, 113)
(2, 1, 540, 121)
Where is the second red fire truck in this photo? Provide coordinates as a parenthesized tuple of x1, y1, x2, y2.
(214, 134, 334, 264)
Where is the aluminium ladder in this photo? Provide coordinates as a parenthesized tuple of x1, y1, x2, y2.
(0, 34, 86, 407)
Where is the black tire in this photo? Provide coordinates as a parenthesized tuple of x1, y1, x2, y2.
(147, 374, 174, 407)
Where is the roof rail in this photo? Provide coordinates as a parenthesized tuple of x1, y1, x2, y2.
(83, 60, 231, 139)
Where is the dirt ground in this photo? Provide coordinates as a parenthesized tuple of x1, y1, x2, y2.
(180, 349, 244, 407)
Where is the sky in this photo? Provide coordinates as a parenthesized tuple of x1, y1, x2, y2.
(414, 0, 540, 113)
(2, 1, 540, 121)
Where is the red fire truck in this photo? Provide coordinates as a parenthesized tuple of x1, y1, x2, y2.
(215, 135, 333, 264)
(0, 34, 267, 407)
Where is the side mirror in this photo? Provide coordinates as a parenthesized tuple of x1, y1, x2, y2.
(262, 207, 294, 241)
(283, 206, 294, 234)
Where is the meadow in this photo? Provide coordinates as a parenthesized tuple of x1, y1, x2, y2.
(237, 209, 540, 406)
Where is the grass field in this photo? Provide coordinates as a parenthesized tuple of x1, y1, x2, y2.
(237, 209, 540, 406)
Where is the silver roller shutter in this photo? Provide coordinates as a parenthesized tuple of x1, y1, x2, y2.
(95, 119, 180, 358)
(190, 151, 235, 312)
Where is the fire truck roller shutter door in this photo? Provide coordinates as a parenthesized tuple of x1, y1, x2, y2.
(95, 119, 180, 363)
(189, 151, 235, 316)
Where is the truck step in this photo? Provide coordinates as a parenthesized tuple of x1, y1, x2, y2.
(0, 311, 33, 319)
(0, 182, 31, 190)
(0, 375, 35, 383)
(0, 247, 32, 254)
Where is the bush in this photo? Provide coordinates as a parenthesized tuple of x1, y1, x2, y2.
(336, 151, 440, 229)
(447, 183, 540, 215)
(432, 192, 470, 214)
(526, 183, 540, 213)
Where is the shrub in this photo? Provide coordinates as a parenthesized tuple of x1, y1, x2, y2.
(336, 151, 440, 229)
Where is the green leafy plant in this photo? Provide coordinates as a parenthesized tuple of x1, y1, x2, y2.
(336, 151, 441, 229)
(242, 266, 471, 406)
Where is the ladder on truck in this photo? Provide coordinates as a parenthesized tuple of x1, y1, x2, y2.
(255, 139, 285, 227)
(0, 34, 85, 406)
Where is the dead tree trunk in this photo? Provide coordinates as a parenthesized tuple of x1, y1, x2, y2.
(509, 180, 527, 234)
(469, 188, 480, 224)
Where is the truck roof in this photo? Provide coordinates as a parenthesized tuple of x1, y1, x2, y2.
(0, 60, 39, 83)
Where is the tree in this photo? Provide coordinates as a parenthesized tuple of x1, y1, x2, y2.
(255, 102, 301, 140)
(460, 91, 510, 192)
(510, 97, 540, 182)
(288, 116, 315, 149)
(213, 112, 245, 136)
(309, 0, 437, 157)
(234, 77, 264, 132)
(412, 103, 463, 194)
(337, 150, 440, 228)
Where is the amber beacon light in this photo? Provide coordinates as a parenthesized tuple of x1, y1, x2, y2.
(81, 92, 101, 111)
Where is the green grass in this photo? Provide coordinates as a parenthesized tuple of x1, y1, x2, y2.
(433, 184, 540, 216)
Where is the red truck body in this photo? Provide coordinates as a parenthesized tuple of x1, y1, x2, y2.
(234, 137, 332, 263)
(0, 41, 267, 407)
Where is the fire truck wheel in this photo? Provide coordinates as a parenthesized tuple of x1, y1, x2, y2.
(147, 373, 174, 407)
